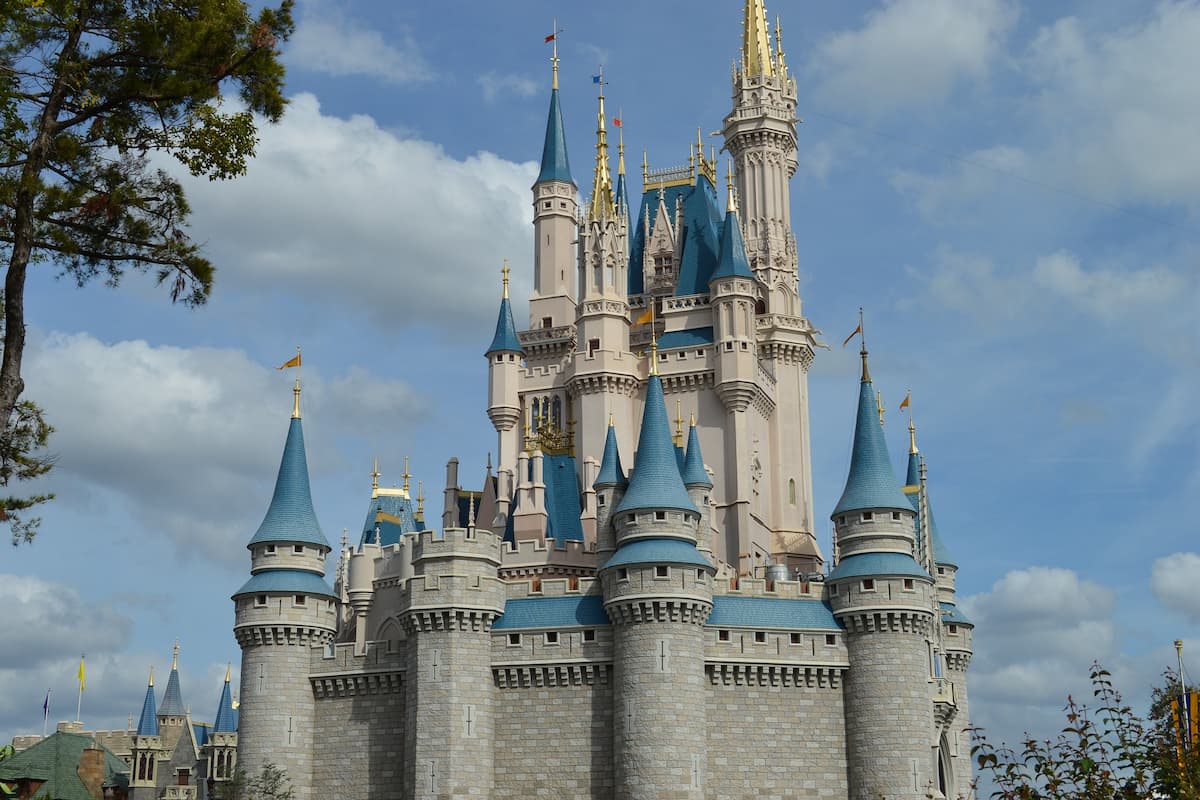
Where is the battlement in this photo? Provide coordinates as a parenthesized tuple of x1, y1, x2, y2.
(713, 575, 825, 600)
(410, 526, 502, 566)
(503, 575, 601, 600)
(310, 641, 406, 698)
(500, 537, 599, 572)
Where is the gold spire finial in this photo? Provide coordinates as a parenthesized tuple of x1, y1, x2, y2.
(224, 663, 231, 683)
(858, 308, 871, 384)
(148, 665, 154, 687)
(549, 19, 560, 90)
(608, 412, 614, 427)
(617, 109, 626, 177)
(589, 67, 614, 220)
(908, 415, 918, 455)
(416, 480, 425, 517)
(775, 15, 788, 74)
(742, 0, 775, 78)
(674, 399, 684, 446)
(501, 259, 510, 299)
(725, 159, 737, 213)
(370, 457, 381, 496)
(171, 639, 179, 670)
(402, 456, 411, 497)
(876, 390, 885, 427)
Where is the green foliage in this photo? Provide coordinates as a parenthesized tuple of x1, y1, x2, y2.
(218, 763, 294, 800)
(971, 664, 1200, 799)
(0, 0, 294, 540)
(1, 398, 54, 545)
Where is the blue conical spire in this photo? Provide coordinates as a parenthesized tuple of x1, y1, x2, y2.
(213, 666, 237, 733)
(614, 376, 698, 515)
(158, 647, 185, 718)
(248, 404, 328, 548)
(136, 670, 158, 736)
(594, 419, 627, 489)
(711, 210, 754, 281)
(537, 85, 573, 185)
(832, 354, 913, 517)
(682, 421, 712, 488)
(485, 264, 524, 356)
(902, 432, 957, 569)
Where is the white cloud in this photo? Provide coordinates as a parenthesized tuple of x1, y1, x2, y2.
(891, 145, 1031, 220)
(0, 576, 133, 670)
(23, 332, 425, 565)
(809, 0, 1018, 114)
(178, 93, 536, 333)
(287, 6, 428, 84)
(1023, 5, 1200, 205)
(1150, 552, 1200, 622)
(478, 72, 538, 103)
(1032, 250, 1187, 320)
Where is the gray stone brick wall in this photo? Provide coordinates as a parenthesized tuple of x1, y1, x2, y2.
(311, 688, 405, 800)
(705, 680, 848, 799)
(493, 679, 614, 799)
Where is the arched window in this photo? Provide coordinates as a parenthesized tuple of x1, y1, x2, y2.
(551, 396, 562, 430)
(788, 479, 796, 505)
(530, 398, 541, 432)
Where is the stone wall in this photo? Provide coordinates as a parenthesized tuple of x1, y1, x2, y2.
(311, 685, 405, 800)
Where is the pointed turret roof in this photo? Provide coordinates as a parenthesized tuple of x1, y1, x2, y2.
(832, 355, 913, 517)
(158, 658, 185, 718)
(682, 421, 712, 488)
(485, 266, 523, 355)
(248, 405, 329, 548)
(589, 72, 615, 221)
(212, 666, 237, 733)
(902, 433, 957, 569)
(537, 87, 573, 185)
(711, 206, 754, 281)
(594, 420, 627, 489)
(743, 0, 776, 77)
(614, 376, 698, 515)
(135, 671, 158, 736)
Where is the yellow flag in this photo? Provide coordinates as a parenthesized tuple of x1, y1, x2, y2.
(77, 656, 85, 692)
(634, 308, 654, 326)
(276, 353, 301, 371)
(899, 390, 911, 411)
(842, 323, 862, 348)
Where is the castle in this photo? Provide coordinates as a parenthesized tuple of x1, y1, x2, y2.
(180, 3, 975, 798)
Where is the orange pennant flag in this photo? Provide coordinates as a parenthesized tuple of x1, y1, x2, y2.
(634, 307, 654, 326)
(277, 353, 301, 371)
(842, 323, 862, 348)
(899, 390, 911, 412)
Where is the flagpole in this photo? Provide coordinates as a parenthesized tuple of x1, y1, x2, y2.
(1178, 639, 1191, 752)
(75, 654, 84, 723)
(42, 689, 50, 738)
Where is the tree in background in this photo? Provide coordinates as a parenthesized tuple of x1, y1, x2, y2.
(218, 763, 294, 800)
(971, 664, 1200, 799)
(0, 0, 295, 542)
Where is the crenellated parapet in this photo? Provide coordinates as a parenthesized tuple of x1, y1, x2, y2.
(309, 640, 406, 698)
(712, 574, 824, 600)
(397, 528, 506, 633)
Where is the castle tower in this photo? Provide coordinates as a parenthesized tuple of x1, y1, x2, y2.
(709, 184, 758, 571)
(205, 666, 238, 788)
(529, 48, 578, 332)
(723, 0, 822, 574)
(681, 417, 715, 561)
(827, 346, 937, 799)
(599, 368, 714, 800)
(572, 70, 636, 464)
(486, 263, 525, 477)
(129, 669, 161, 800)
(156, 642, 187, 752)
(399, 527, 505, 798)
(904, 420, 974, 797)
(593, 417, 628, 558)
(232, 380, 337, 800)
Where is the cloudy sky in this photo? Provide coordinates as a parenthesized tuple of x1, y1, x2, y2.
(4, 0, 1197, 773)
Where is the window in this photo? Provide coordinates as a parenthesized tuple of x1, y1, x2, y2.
(725, 341, 734, 351)
(903, 579, 914, 590)
(542, 316, 553, 329)
(937, 567, 946, 575)
(582, 629, 596, 642)
(654, 510, 666, 521)
(507, 633, 521, 646)
(543, 201, 551, 209)
(790, 633, 802, 645)
(753, 631, 767, 644)
(588, 338, 600, 356)
(696, 569, 705, 581)
(655, 565, 669, 578)
(597, 495, 605, 506)
(265, 544, 276, 554)
(892, 512, 901, 521)
(718, 630, 731, 642)
(495, 355, 503, 363)
(825, 634, 837, 646)
(294, 595, 306, 606)
(838, 515, 846, 525)
(617, 568, 629, 580)
(829, 584, 839, 596)
(861, 512, 873, 522)
(861, 579, 875, 591)
(256, 595, 267, 606)
(544, 631, 559, 645)
(293, 545, 304, 554)
(696, 349, 704, 357)
(740, 341, 748, 350)
(788, 479, 796, 505)
(948, 624, 958, 635)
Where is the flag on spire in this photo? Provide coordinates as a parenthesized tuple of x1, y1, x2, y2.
(899, 390, 911, 411)
(277, 351, 301, 370)
(842, 323, 862, 348)
(613, 117, 621, 127)
(544, 33, 556, 43)
(77, 656, 85, 692)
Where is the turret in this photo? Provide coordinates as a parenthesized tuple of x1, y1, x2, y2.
(206, 666, 238, 788)
(598, 363, 713, 800)
(529, 47, 578, 331)
(681, 417, 714, 559)
(156, 642, 186, 752)
(232, 380, 336, 800)
(827, 341, 937, 799)
(130, 669, 161, 797)
(593, 417, 628, 556)
(486, 263, 524, 478)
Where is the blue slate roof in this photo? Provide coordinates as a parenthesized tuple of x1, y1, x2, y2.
(904, 456, 958, 568)
(213, 679, 237, 733)
(657, 326, 714, 350)
(615, 171, 628, 214)
(682, 424, 711, 488)
(544, 453, 584, 543)
(193, 724, 209, 748)
(536, 88, 573, 185)
(158, 668, 184, 718)
(248, 418, 329, 549)
(360, 492, 420, 547)
(708, 596, 842, 631)
(627, 176, 723, 297)
(832, 379, 914, 516)
(232, 569, 337, 599)
(594, 423, 627, 488)
(493, 594, 608, 629)
(827, 551, 930, 581)
(135, 682, 158, 736)
(485, 296, 523, 356)
(614, 375, 698, 516)
(602, 537, 713, 569)
(711, 208, 754, 280)
(940, 601, 973, 626)
(906, 450, 920, 488)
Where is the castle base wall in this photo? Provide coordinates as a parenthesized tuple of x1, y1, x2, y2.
(312, 683, 406, 800)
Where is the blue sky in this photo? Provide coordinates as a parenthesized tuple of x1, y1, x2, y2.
(3, 0, 1198, 770)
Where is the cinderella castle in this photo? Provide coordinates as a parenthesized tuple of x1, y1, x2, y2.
(126, 4, 976, 799)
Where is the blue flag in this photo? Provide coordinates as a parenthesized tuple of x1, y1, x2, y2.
(42, 689, 49, 719)
(592, 75, 601, 84)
